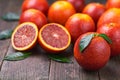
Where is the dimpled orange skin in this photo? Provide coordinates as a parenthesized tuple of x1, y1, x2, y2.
(48, 1, 76, 25)
(65, 13, 95, 43)
(97, 8, 120, 28)
(21, 0, 49, 15)
(74, 32, 110, 71)
(106, 0, 120, 9)
(19, 9, 47, 29)
(82, 2, 106, 23)
(97, 23, 120, 56)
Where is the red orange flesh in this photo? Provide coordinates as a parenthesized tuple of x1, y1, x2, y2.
(12, 22, 38, 51)
(38, 23, 71, 53)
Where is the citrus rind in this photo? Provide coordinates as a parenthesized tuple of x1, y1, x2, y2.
(38, 23, 71, 53)
(11, 22, 38, 51)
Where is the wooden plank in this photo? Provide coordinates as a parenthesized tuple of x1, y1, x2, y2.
(0, 40, 10, 67)
(0, 0, 50, 80)
(1, 0, 120, 80)
(99, 56, 120, 80)
(49, 57, 81, 80)
(0, 0, 21, 69)
(0, 45, 50, 80)
(49, 57, 99, 80)
(49, 45, 99, 80)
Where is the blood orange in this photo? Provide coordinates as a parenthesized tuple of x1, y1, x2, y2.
(48, 1, 76, 25)
(97, 8, 120, 28)
(74, 32, 111, 71)
(21, 0, 49, 15)
(82, 2, 106, 24)
(19, 9, 47, 29)
(106, 0, 120, 9)
(11, 22, 38, 51)
(65, 13, 95, 43)
(97, 23, 120, 56)
(67, 0, 85, 12)
(38, 23, 71, 53)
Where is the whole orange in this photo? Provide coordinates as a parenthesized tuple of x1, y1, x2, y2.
(106, 0, 120, 9)
(82, 2, 106, 24)
(65, 13, 95, 43)
(19, 9, 47, 29)
(67, 0, 85, 12)
(21, 0, 49, 15)
(48, 1, 76, 25)
(97, 8, 120, 28)
(74, 32, 110, 71)
(97, 23, 120, 56)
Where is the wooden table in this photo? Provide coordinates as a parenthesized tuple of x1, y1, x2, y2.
(0, 0, 120, 80)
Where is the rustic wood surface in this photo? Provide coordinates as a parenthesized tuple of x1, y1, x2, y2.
(0, 0, 120, 80)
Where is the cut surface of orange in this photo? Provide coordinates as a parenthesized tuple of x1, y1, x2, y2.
(38, 23, 71, 53)
(11, 22, 38, 51)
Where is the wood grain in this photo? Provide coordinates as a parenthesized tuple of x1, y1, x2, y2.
(0, 45, 50, 80)
(49, 57, 100, 80)
(0, 0, 50, 80)
(99, 56, 120, 80)
(0, 0, 21, 70)
(49, 44, 99, 80)
(0, 0, 120, 80)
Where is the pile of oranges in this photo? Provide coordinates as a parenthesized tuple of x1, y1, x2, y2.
(11, 0, 120, 71)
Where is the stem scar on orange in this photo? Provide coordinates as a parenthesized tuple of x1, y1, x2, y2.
(38, 23, 71, 53)
(11, 22, 38, 51)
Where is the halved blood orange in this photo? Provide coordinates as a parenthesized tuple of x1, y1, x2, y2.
(11, 22, 38, 51)
(38, 23, 71, 53)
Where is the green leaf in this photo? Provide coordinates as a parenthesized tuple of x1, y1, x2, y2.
(4, 52, 32, 61)
(1, 12, 20, 21)
(79, 33, 94, 52)
(98, 33, 112, 44)
(47, 54, 71, 63)
(0, 29, 13, 40)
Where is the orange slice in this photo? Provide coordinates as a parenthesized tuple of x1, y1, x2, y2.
(38, 23, 71, 53)
(11, 22, 38, 51)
